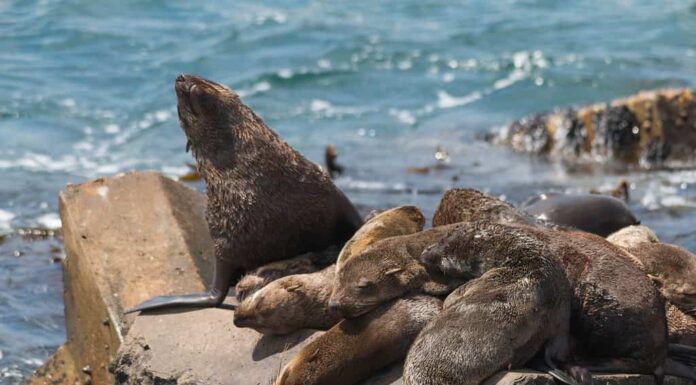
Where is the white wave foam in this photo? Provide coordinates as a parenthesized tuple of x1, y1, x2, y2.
(436, 90, 482, 109)
(0, 209, 12, 232)
(389, 108, 417, 125)
(36, 212, 61, 229)
(237, 81, 272, 98)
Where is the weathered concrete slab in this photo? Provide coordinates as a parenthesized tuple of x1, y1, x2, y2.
(32, 171, 215, 385)
(113, 307, 404, 385)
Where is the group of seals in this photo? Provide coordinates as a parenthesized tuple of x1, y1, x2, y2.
(126, 74, 695, 384)
(127, 74, 362, 313)
(274, 295, 441, 385)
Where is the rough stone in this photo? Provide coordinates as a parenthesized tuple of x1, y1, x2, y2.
(23, 345, 81, 385)
(36, 171, 214, 385)
(495, 88, 696, 167)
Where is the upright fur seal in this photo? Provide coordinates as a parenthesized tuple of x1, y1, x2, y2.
(127, 74, 362, 313)
(521, 193, 638, 237)
(233, 265, 340, 335)
(337, 205, 425, 271)
(274, 295, 442, 385)
(405, 224, 577, 385)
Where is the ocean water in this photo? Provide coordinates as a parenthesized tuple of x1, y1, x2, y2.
(1, 0, 696, 382)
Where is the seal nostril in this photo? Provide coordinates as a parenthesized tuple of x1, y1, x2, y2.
(176, 74, 186, 83)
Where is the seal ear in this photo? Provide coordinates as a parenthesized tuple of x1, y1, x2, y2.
(385, 268, 403, 276)
(286, 284, 303, 292)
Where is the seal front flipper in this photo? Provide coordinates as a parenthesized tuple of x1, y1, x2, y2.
(125, 292, 236, 314)
(125, 257, 238, 314)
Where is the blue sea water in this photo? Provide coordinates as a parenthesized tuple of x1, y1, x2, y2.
(1, 1, 696, 382)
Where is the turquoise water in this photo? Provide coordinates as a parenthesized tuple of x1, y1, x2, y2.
(1, 1, 696, 382)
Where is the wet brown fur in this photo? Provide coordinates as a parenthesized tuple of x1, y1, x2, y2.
(176, 74, 362, 281)
(234, 265, 340, 335)
(235, 246, 340, 302)
(404, 222, 572, 385)
(608, 225, 696, 316)
(432, 188, 534, 227)
(336, 205, 425, 271)
(274, 295, 442, 385)
(330, 225, 464, 318)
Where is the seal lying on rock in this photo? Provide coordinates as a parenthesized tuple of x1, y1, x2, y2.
(233, 265, 340, 335)
(329, 225, 465, 318)
(234, 246, 339, 302)
(431, 188, 533, 227)
(274, 295, 441, 385)
(127, 74, 362, 313)
(418, 221, 667, 376)
(404, 222, 582, 385)
(333, 217, 668, 376)
(337, 205, 425, 271)
(522, 193, 638, 237)
(607, 225, 696, 314)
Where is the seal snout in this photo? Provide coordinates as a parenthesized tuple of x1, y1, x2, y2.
(233, 313, 253, 328)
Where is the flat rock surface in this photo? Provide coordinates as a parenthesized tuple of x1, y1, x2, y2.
(113, 307, 403, 385)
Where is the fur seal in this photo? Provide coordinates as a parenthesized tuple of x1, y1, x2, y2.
(329, 224, 464, 318)
(233, 265, 340, 335)
(666, 303, 696, 346)
(405, 222, 578, 385)
(337, 205, 425, 271)
(127, 74, 362, 313)
(274, 294, 442, 385)
(432, 188, 534, 227)
(522, 193, 639, 236)
(418, 221, 667, 376)
(333, 215, 668, 375)
(234, 245, 339, 302)
(607, 225, 696, 314)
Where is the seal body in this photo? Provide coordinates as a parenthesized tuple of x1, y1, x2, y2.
(608, 225, 696, 314)
(336, 205, 425, 271)
(274, 294, 442, 385)
(405, 222, 573, 385)
(330, 225, 464, 318)
(432, 188, 534, 227)
(234, 246, 339, 302)
(127, 74, 362, 313)
(522, 193, 638, 236)
(233, 265, 340, 335)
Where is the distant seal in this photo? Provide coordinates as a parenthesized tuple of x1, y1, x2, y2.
(127, 74, 362, 313)
(274, 295, 441, 385)
(233, 265, 340, 335)
(522, 193, 638, 236)
(234, 246, 339, 302)
(607, 225, 696, 314)
(337, 205, 425, 271)
(405, 222, 581, 385)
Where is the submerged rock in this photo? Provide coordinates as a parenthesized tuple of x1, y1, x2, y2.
(494, 88, 696, 168)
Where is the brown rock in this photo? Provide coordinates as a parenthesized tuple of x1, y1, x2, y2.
(52, 171, 214, 385)
(23, 345, 81, 385)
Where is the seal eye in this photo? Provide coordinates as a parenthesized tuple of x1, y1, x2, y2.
(356, 278, 373, 289)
